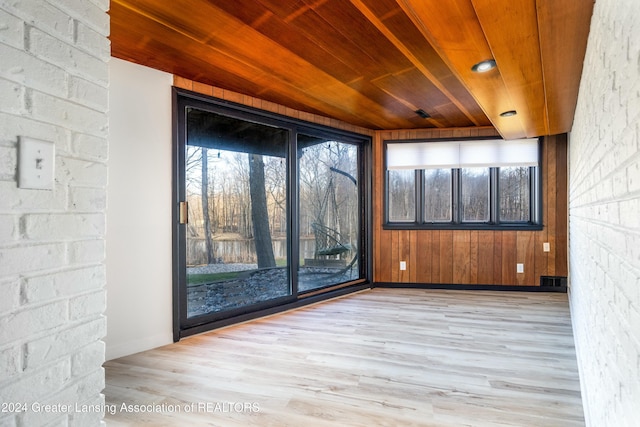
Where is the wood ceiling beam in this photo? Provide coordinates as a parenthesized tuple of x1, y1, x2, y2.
(471, 0, 548, 137)
(349, 0, 482, 127)
(396, 0, 528, 139)
(537, 0, 594, 135)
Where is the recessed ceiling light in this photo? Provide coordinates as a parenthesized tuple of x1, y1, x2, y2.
(500, 110, 517, 117)
(471, 59, 497, 73)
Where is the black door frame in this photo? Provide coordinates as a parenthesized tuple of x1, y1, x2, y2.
(172, 87, 373, 341)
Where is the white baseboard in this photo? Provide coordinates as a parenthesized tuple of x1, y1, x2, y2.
(105, 333, 173, 361)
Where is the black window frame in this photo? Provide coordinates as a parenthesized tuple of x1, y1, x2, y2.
(173, 87, 373, 340)
(383, 138, 542, 231)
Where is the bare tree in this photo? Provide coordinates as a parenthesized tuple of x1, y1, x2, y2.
(201, 147, 214, 264)
(185, 146, 203, 238)
(249, 154, 276, 268)
(388, 169, 415, 221)
(264, 156, 287, 236)
(500, 166, 529, 221)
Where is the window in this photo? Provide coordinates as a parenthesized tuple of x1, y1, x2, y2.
(499, 166, 531, 222)
(460, 167, 490, 222)
(385, 138, 541, 230)
(388, 169, 415, 222)
(423, 169, 451, 222)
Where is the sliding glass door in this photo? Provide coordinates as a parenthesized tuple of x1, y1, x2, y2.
(298, 135, 360, 293)
(184, 108, 291, 318)
(174, 89, 370, 338)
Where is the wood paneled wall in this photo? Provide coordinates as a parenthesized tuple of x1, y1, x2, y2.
(373, 129, 568, 286)
(174, 76, 567, 287)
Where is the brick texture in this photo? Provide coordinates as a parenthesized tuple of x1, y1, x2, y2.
(569, 0, 640, 425)
(0, 1, 108, 426)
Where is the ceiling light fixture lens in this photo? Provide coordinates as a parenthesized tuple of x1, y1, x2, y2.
(500, 110, 517, 117)
(471, 59, 497, 73)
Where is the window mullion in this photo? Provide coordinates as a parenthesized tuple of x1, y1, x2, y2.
(491, 167, 499, 224)
(531, 166, 539, 224)
(416, 169, 423, 224)
(452, 168, 460, 224)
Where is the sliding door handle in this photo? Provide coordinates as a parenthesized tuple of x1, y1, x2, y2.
(179, 201, 188, 224)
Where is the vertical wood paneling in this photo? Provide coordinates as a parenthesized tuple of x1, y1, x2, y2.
(469, 230, 479, 284)
(439, 230, 454, 283)
(501, 231, 517, 284)
(430, 230, 441, 282)
(174, 76, 193, 90)
(398, 231, 410, 282)
(378, 230, 393, 282)
(212, 86, 226, 100)
(391, 230, 400, 282)
(453, 128, 472, 138)
(477, 231, 494, 284)
(517, 231, 535, 285)
(415, 231, 431, 283)
(493, 231, 503, 284)
(192, 81, 213, 96)
(453, 230, 471, 283)
(373, 130, 568, 287)
(409, 230, 418, 282)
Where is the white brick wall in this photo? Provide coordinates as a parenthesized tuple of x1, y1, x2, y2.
(569, 0, 640, 425)
(0, 1, 109, 426)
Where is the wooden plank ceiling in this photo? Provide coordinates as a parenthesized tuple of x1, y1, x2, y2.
(110, 0, 594, 138)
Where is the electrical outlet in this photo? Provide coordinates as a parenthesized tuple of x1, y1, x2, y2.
(517, 263, 524, 273)
(399, 261, 406, 271)
(543, 242, 550, 252)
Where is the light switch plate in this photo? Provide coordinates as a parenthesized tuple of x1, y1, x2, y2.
(399, 261, 406, 271)
(18, 136, 55, 190)
(516, 263, 524, 273)
(543, 242, 551, 252)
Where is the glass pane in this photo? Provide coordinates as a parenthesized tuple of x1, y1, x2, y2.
(500, 166, 531, 221)
(460, 167, 489, 222)
(298, 135, 360, 292)
(424, 169, 452, 222)
(388, 169, 415, 222)
(185, 109, 290, 318)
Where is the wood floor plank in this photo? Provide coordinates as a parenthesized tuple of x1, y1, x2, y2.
(104, 289, 584, 426)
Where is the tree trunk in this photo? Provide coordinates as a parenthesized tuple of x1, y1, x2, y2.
(201, 147, 214, 264)
(249, 154, 276, 268)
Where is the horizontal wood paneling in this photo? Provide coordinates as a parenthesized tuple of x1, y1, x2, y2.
(373, 129, 568, 286)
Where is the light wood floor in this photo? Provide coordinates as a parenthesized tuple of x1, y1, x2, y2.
(103, 289, 584, 426)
